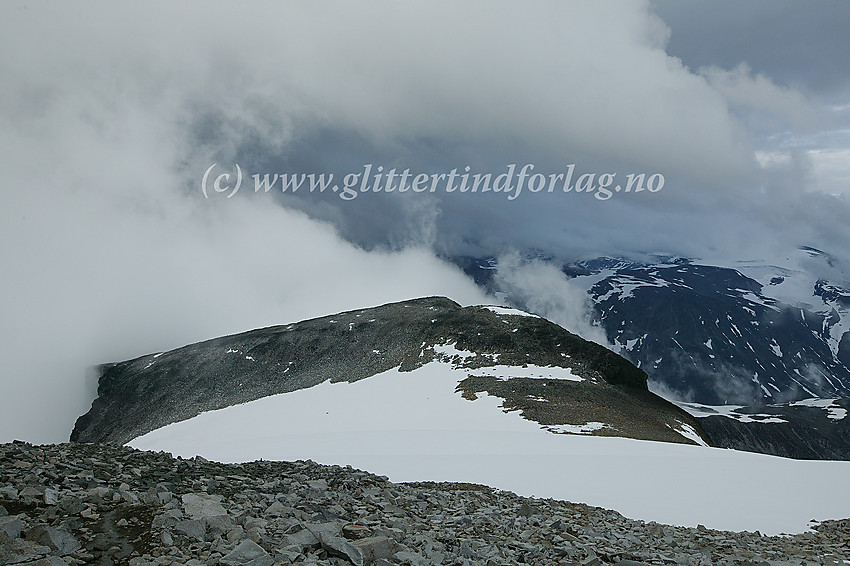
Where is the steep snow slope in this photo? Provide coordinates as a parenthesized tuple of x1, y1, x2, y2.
(131, 355, 850, 536)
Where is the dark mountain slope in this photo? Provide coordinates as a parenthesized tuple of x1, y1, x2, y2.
(72, 297, 705, 447)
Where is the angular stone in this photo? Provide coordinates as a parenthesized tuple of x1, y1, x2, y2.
(26, 524, 81, 555)
(21, 557, 68, 566)
(43, 488, 60, 505)
(517, 503, 535, 517)
(1, 538, 52, 564)
(352, 536, 395, 563)
(319, 534, 365, 566)
(342, 524, 371, 540)
(205, 513, 234, 536)
(306, 479, 328, 491)
(282, 527, 321, 553)
(174, 519, 206, 542)
(0, 487, 18, 500)
(182, 493, 227, 519)
(0, 515, 23, 539)
(392, 550, 428, 566)
(304, 521, 343, 541)
(220, 539, 273, 566)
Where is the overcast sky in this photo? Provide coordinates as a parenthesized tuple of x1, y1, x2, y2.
(2, 1, 848, 442)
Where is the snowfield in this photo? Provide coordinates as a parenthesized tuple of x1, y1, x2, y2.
(481, 305, 541, 318)
(130, 358, 850, 536)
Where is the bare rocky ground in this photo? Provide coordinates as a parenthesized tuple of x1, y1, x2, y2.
(1, 442, 847, 566)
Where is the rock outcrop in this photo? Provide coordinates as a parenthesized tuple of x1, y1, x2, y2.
(72, 297, 705, 448)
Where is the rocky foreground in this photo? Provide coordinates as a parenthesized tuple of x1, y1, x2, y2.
(0, 442, 847, 566)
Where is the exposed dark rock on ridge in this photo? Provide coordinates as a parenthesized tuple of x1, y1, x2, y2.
(72, 297, 703, 447)
(693, 399, 850, 460)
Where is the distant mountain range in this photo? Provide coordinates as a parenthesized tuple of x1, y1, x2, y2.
(453, 248, 850, 406)
(450, 248, 850, 459)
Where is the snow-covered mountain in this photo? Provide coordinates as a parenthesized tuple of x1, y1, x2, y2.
(72, 297, 703, 447)
(70, 296, 850, 534)
(574, 252, 850, 406)
(452, 249, 850, 459)
(455, 249, 850, 406)
(128, 362, 850, 535)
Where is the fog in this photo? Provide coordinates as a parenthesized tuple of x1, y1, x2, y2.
(1, 1, 848, 442)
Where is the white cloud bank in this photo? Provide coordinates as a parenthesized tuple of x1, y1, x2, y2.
(1, 1, 848, 442)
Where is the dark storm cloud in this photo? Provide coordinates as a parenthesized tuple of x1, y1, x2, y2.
(650, 0, 850, 96)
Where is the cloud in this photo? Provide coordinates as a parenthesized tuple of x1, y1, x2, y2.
(651, 0, 850, 96)
(2, 1, 849, 442)
(0, 1, 495, 443)
(700, 63, 821, 133)
(0, 163, 488, 443)
(492, 254, 613, 349)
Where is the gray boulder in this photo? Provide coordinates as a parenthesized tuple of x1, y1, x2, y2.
(220, 539, 273, 566)
(26, 524, 81, 555)
(182, 492, 227, 519)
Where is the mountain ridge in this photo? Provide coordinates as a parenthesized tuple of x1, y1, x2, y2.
(71, 297, 705, 448)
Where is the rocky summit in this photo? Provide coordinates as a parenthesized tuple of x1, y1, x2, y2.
(1, 442, 848, 566)
(71, 297, 705, 448)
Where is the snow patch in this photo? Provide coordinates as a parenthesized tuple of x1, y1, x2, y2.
(791, 398, 848, 421)
(675, 403, 789, 424)
(545, 422, 609, 435)
(481, 306, 540, 318)
(131, 358, 850, 535)
(670, 422, 709, 447)
(467, 364, 582, 382)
